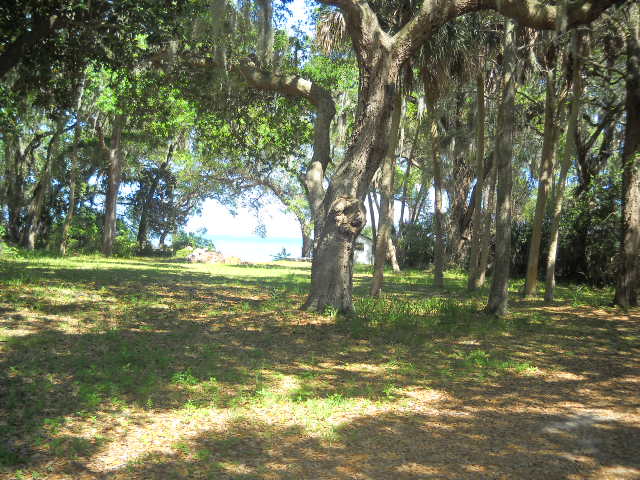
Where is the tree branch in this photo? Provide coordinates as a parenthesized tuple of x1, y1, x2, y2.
(0, 15, 66, 79)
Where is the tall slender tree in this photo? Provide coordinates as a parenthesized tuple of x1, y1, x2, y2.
(485, 19, 517, 316)
(614, 2, 640, 309)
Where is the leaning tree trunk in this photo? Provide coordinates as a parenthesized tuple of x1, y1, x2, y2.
(101, 114, 126, 257)
(371, 94, 403, 296)
(614, 2, 640, 309)
(523, 54, 559, 298)
(545, 30, 584, 303)
(485, 20, 517, 316)
(468, 69, 486, 290)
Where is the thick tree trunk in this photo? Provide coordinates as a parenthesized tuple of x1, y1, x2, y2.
(303, 43, 399, 312)
(303, 196, 367, 312)
(468, 70, 486, 290)
(545, 30, 584, 303)
(387, 235, 400, 272)
(371, 94, 403, 296)
(614, 2, 640, 309)
(302, 0, 615, 313)
(429, 108, 446, 289)
(101, 114, 126, 257)
(485, 20, 516, 316)
(523, 60, 559, 297)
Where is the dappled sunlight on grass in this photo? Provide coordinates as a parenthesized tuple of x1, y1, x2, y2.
(1, 256, 639, 479)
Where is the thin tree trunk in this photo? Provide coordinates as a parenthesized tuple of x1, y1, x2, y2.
(22, 120, 65, 249)
(468, 69, 486, 290)
(485, 20, 517, 316)
(614, 2, 640, 309)
(544, 29, 584, 304)
(429, 107, 445, 289)
(367, 191, 377, 246)
(478, 157, 497, 288)
(137, 143, 173, 250)
(387, 235, 400, 272)
(59, 75, 86, 255)
(101, 114, 126, 257)
(399, 160, 412, 232)
(524, 55, 559, 297)
(371, 94, 403, 296)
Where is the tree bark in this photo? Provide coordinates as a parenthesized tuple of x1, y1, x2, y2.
(0, 14, 65, 80)
(303, 30, 399, 312)
(303, 0, 617, 313)
(301, 227, 313, 258)
(523, 50, 559, 297)
(429, 107, 446, 289)
(468, 69, 486, 290)
(478, 156, 497, 288)
(59, 75, 86, 255)
(614, 2, 640, 309)
(545, 29, 584, 303)
(22, 119, 65, 250)
(256, 0, 274, 67)
(235, 60, 335, 253)
(367, 191, 377, 247)
(137, 143, 173, 250)
(485, 20, 517, 316)
(100, 114, 126, 257)
(371, 94, 403, 296)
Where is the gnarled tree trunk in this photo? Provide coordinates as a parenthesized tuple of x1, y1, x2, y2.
(303, 31, 399, 312)
(303, 0, 618, 313)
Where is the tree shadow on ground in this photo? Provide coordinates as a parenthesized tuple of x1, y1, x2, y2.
(95, 406, 640, 480)
(1, 258, 638, 478)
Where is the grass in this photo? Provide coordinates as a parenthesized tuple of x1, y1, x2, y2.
(0, 255, 638, 479)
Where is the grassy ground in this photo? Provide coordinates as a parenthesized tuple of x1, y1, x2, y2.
(0, 256, 638, 479)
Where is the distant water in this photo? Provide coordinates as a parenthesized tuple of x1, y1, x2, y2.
(208, 235, 302, 263)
